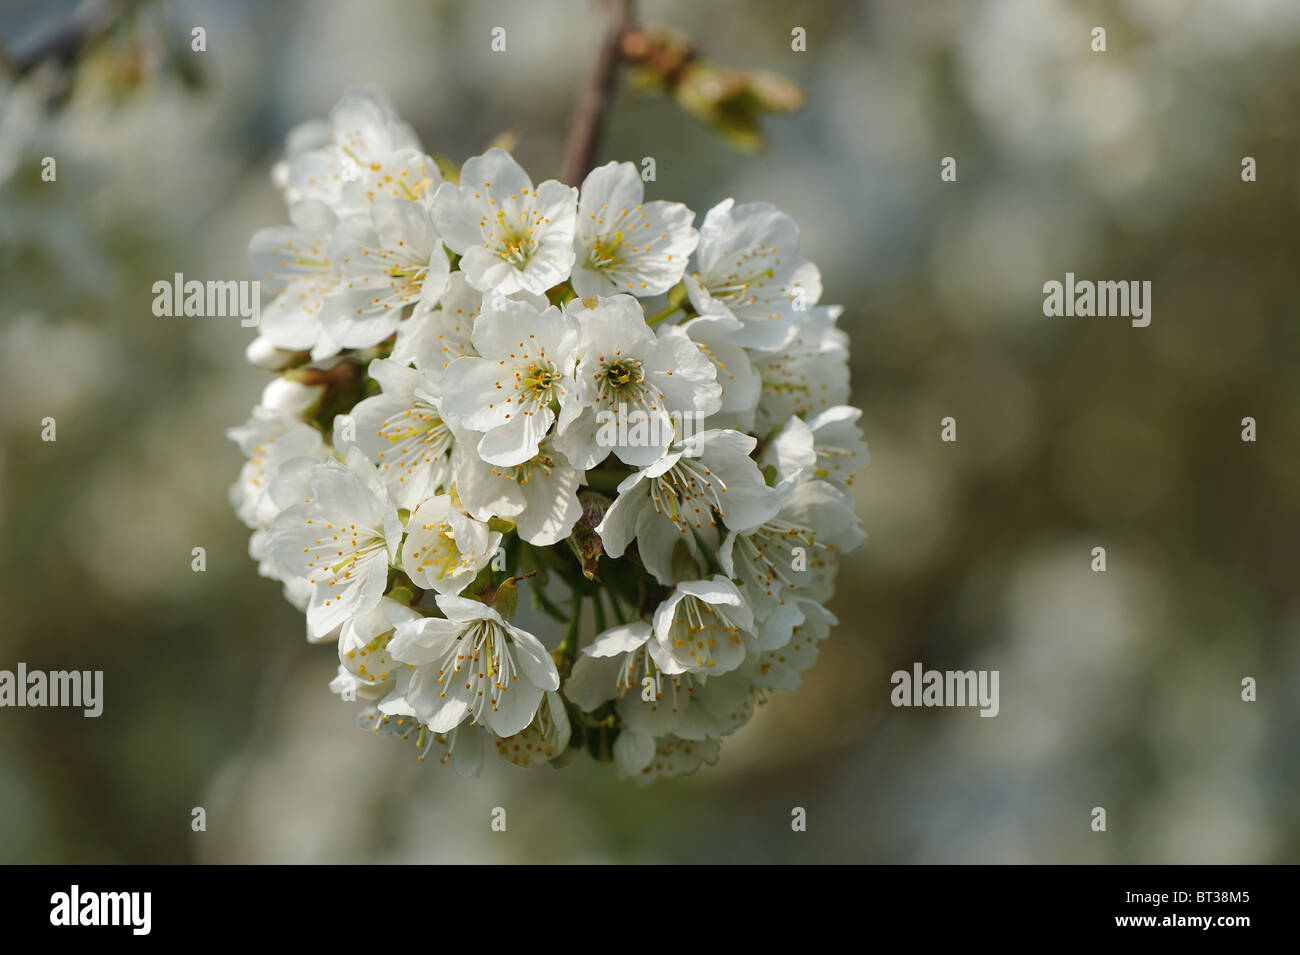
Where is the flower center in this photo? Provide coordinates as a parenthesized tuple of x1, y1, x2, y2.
(701, 245, 780, 307)
(375, 403, 454, 487)
(589, 232, 626, 271)
(407, 520, 469, 581)
(596, 357, 645, 404)
(669, 597, 742, 669)
(345, 631, 396, 685)
(521, 361, 557, 401)
(489, 451, 556, 487)
(435, 620, 519, 725)
(614, 646, 689, 713)
(302, 519, 386, 608)
(492, 210, 538, 267)
(648, 458, 726, 531)
(736, 519, 828, 595)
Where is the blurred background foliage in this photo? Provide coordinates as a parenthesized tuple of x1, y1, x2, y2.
(1, 0, 1297, 863)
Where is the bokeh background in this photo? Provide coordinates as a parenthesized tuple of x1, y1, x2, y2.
(2, 0, 1298, 863)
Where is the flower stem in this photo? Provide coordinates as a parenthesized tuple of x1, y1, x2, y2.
(583, 468, 630, 493)
(606, 590, 627, 625)
(559, 0, 636, 186)
(559, 591, 583, 659)
(644, 303, 683, 327)
(531, 584, 569, 622)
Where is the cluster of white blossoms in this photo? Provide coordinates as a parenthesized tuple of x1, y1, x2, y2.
(228, 89, 867, 783)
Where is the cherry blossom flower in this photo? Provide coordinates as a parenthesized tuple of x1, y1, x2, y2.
(681, 312, 762, 430)
(596, 428, 777, 585)
(620, 735, 720, 785)
(266, 449, 403, 640)
(439, 298, 580, 467)
(760, 408, 869, 490)
(399, 494, 501, 595)
(554, 294, 721, 469)
(685, 198, 823, 350)
(492, 691, 572, 767)
(751, 305, 850, 432)
(247, 199, 344, 360)
(233, 89, 869, 781)
(329, 597, 422, 705)
(565, 620, 700, 776)
(337, 358, 455, 510)
(279, 88, 435, 216)
(571, 160, 697, 297)
(390, 271, 482, 377)
(430, 147, 577, 295)
(719, 478, 864, 648)
(385, 594, 560, 737)
(651, 576, 756, 675)
(324, 199, 451, 349)
(227, 405, 327, 533)
(451, 432, 584, 546)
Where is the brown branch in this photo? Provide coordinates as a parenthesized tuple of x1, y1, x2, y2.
(2, 0, 139, 78)
(558, 0, 635, 187)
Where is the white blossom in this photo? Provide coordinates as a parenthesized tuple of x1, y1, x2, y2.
(492, 690, 572, 767)
(571, 160, 697, 297)
(681, 312, 762, 429)
(227, 405, 327, 533)
(802, 405, 870, 488)
(280, 88, 436, 216)
(329, 597, 422, 704)
(430, 147, 577, 295)
(247, 199, 344, 360)
(324, 198, 451, 349)
(258, 375, 325, 418)
(685, 198, 822, 350)
(619, 735, 720, 785)
(760, 408, 868, 490)
(554, 294, 721, 469)
(566, 620, 702, 776)
(439, 298, 580, 467)
(751, 305, 850, 433)
(233, 88, 869, 781)
(385, 594, 560, 737)
(596, 428, 777, 585)
(266, 449, 404, 640)
(390, 271, 481, 377)
(336, 358, 455, 509)
(399, 494, 501, 595)
(651, 576, 755, 675)
(452, 431, 583, 546)
(719, 478, 864, 648)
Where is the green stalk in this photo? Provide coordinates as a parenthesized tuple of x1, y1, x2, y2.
(583, 468, 630, 493)
(606, 589, 627, 625)
(644, 303, 682, 327)
(531, 584, 570, 622)
(558, 591, 583, 659)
